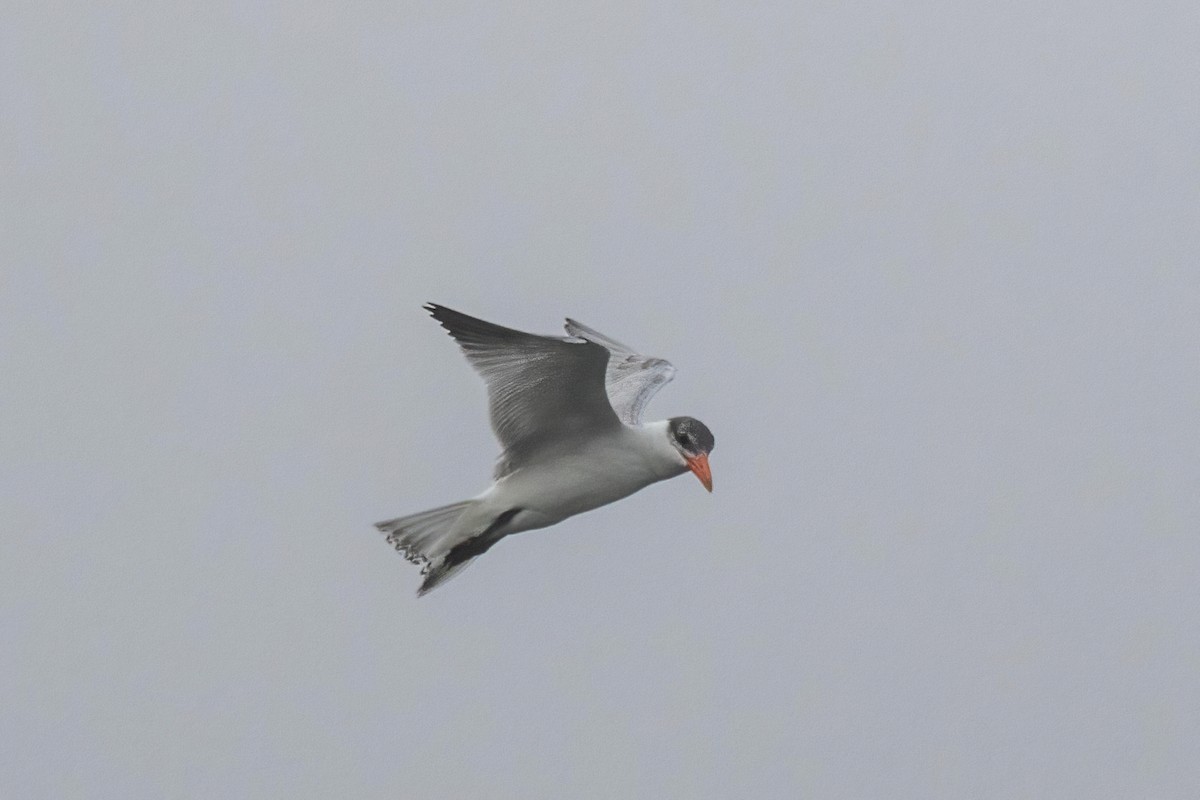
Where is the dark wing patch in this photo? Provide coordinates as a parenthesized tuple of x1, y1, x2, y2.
(426, 304, 621, 474)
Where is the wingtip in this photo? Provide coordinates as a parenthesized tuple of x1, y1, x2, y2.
(564, 317, 594, 337)
(423, 302, 459, 330)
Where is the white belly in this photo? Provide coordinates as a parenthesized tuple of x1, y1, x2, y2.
(482, 427, 686, 532)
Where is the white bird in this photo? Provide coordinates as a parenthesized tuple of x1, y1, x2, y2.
(375, 303, 716, 596)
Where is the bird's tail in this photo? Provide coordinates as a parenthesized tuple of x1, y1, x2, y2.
(374, 501, 476, 596)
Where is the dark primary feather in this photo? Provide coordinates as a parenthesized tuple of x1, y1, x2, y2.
(425, 304, 621, 476)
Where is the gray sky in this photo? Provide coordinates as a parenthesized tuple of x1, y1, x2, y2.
(3, 2, 1199, 797)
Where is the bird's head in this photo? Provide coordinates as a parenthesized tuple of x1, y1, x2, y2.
(667, 416, 716, 492)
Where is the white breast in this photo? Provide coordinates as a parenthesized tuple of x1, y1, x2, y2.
(482, 422, 686, 532)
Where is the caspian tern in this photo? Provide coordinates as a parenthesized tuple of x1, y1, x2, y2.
(375, 304, 716, 595)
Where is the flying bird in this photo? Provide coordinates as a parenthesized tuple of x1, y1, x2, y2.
(375, 304, 716, 595)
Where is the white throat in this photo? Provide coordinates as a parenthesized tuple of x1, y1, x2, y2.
(632, 419, 689, 480)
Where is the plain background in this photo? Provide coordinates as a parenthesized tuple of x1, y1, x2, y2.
(3, 2, 1199, 797)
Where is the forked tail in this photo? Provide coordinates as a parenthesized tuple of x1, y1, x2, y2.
(375, 501, 474, 596)
(375, 502, 524, 596)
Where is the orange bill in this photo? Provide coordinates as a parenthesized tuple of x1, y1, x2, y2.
(686, 453, 713, 492)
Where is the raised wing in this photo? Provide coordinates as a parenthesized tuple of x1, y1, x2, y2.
(426, 304, 621, 475)
(563, 318, 676, 425)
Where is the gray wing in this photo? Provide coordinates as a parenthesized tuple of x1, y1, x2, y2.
(426, 304, 621, 476)
(563, 318, 676, 425)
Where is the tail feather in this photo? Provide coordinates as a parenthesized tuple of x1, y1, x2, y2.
(375, 501, 473, 595)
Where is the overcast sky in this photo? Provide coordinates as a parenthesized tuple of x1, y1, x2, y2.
(3, 2, 1199, 798)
